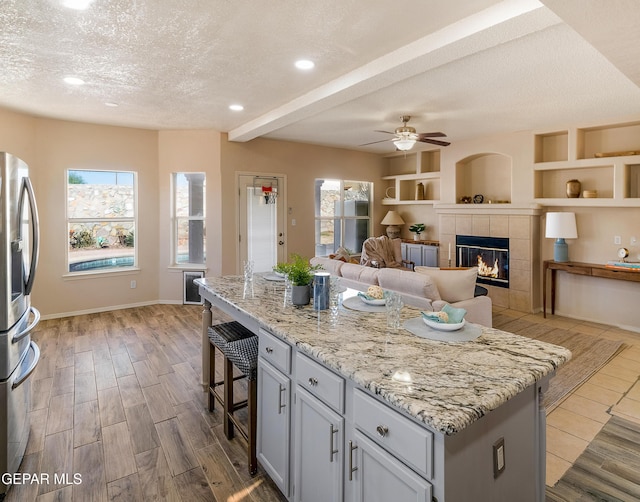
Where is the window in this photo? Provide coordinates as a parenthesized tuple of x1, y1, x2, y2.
(172, 173, 206, 265)
(314, 179, 372, 256)
(67, 170, 136, 273)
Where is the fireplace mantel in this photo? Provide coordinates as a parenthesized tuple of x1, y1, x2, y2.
(435, 203, 542, 216)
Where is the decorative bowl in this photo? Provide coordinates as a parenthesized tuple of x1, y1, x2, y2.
(422, 317, 466, 331)
(361, 297, 386, 306)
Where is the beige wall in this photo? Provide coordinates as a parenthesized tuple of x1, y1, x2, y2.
(219, 136, 386, 275)
(1, 105, 638, 329)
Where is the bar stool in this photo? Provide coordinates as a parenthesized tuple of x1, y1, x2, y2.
(207, 321, 258, 475)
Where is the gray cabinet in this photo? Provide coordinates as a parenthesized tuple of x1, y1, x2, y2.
(350, 430, 432, 502)
(258, 329, 292, 497)
(257, 359, 291, 496)
(294, 386, 344, 502)
(401, 243, 439, 267)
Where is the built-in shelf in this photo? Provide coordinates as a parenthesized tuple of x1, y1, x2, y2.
(533, 120, 640, 207)
(383, 150, 441, 204)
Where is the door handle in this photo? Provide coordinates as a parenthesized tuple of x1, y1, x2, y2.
(12, 341, 40, 390)
(20, 177, 40, 295)
(12, 306, 40, 344)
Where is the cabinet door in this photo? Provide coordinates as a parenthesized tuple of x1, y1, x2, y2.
(406, 244, 423, 267)
(294, 386, 344, 502)
(257, 358, 291, 497)
(350, 430, 432, 502)
(421, 245, 438, 267)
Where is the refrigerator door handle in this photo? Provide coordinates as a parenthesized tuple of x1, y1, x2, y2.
(12, 341, 40, 390)
(12, 306, 40, 345)
(20, 177, 40, 296)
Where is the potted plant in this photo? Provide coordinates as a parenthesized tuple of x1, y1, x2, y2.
(409, 223, 426, 241)
(286, 254, 320, 306)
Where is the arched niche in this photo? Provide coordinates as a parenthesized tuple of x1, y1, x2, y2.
(455, 153, 512, 203)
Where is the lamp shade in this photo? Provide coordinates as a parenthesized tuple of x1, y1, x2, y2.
(393, 138, 416, 151)
(380, 210, 405, 226)
(545, 212, 577, 262)
(545, 212, 578, 239)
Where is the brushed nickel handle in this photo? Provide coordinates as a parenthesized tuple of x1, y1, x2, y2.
(278, 384, 286, 414)
(349, 441, 358, 481)
(376, 425, 389, 438)
(308, 377, 318, 386)
(329, 424, 339, 462)
(265, 347, 274, 354)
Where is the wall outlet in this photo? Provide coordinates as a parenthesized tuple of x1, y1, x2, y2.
(614, 236, 622, 245)
(493, 438, 505, 478)
(130, 280, 136, 289)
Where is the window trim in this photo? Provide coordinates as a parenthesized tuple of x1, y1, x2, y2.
(66, 169, 138, 276)
(170, 172, 206, 267)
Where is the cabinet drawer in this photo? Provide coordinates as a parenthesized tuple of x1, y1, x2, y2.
(259, 328, 291, 375)
(296, 353, 345, 413)
(353, 390, 433, 480)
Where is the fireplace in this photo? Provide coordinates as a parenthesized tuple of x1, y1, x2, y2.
(456, 235, 509, 288)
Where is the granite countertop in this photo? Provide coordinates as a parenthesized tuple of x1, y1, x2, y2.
(197, 275, 571, 435)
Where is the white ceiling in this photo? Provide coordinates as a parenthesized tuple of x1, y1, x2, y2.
(1, 0, 639, 153)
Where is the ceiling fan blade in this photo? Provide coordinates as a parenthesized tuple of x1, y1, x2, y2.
(373, 130, 396, 135)
(359, 138, 394, 146)
(418, 132, 446, 139)
(419, 138, 451, 147)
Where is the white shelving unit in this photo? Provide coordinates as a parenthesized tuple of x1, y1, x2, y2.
(382, 150, 441, 206)
(533, 121, 640, 207)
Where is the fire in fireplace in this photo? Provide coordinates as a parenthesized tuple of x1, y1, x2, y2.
(456, 235, 509, 288)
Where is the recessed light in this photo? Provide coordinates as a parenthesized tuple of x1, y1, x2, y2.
(61, 0, 94, 10)
(63, 76, 85, 85)
(295, 60, 315, 70)
(104, 102, 118, 107)
(229, 104, 244, 111)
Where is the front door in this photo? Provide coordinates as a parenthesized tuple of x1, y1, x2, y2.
(238, 174, 286, 273)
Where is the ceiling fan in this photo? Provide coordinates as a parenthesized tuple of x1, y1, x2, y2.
(361, 115, 450, 151)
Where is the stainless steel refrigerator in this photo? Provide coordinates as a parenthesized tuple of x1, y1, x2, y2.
(0, 152, 40, 496)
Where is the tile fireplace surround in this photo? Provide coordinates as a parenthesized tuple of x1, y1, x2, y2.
(436, 205, 542, 312)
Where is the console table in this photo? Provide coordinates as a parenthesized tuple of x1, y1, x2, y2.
(543, 260, 640, 318)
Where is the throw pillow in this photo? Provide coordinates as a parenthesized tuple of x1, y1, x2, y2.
(414, 267, 478, 303)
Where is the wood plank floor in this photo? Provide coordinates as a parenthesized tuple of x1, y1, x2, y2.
(5, 304, 639, 501)
(6, 304, 286, 502)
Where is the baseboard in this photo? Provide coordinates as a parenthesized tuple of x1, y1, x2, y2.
(39, 299, 184, 321)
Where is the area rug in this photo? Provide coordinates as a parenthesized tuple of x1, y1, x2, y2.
(517, 324, 626, 412)
(546, 416, 640, 501)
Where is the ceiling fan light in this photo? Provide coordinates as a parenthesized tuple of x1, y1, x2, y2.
(393, 138, 416, 151)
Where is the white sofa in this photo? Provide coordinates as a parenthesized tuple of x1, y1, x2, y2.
(310, 257, 493, 327)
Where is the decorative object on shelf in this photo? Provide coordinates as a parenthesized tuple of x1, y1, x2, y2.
(381, 210, 405, 239)
(415, 182, 425, 200)
(582, 190, 597, 198)
(473, 194, 484, 204)
(460, 196, 472, 204)
(566, 179, 581, 198)
(409, 223, 426, 241)
(385, 186, 396, 199)
(545, 212, 578, 263)
(617, 247, 629, 261)
(595, 150, 640, 158)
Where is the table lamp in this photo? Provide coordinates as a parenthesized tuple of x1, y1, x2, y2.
(380, 210, 405, 239)
(545, 212, 578, 262)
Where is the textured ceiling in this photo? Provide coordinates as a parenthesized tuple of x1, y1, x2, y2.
(1, 0, 639, 153)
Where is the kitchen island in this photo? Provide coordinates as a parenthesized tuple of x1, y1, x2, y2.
(197, 275, 570, 502)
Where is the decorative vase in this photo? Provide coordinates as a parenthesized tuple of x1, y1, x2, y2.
(291, 285, 310, 306)
(566, 179, 581, 198)
(413, 233, 421, 241)
(415, 183, 425, 200)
